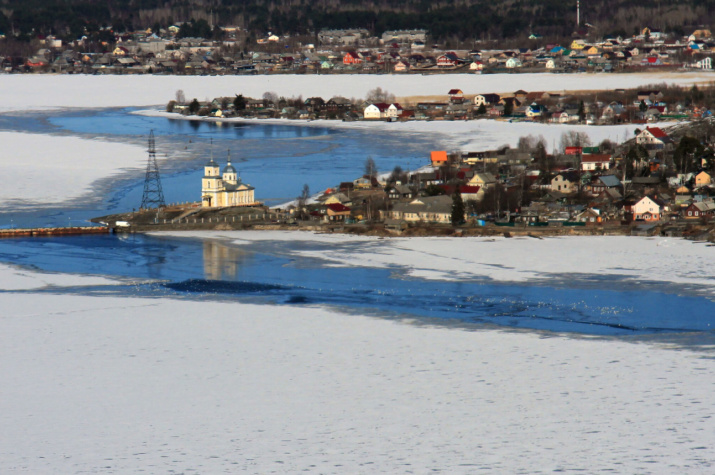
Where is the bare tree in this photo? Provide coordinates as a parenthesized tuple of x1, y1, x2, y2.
(364, 156, 377, 177)
(559, 131, 592, 152)
(296, 184, 310, 219)
(263, 91, 279, 105)
(175, 89, 186, 104)
(365, 87, 395, 103)
(517, 135, 537, 151)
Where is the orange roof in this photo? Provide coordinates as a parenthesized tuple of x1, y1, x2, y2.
(431, 151, 448, 163)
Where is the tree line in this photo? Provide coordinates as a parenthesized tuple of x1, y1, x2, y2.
(0, 0, 712, 45)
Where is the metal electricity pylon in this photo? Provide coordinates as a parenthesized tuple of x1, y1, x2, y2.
(140, 130, 166, 210)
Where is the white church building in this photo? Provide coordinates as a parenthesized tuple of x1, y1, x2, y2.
(201, 154, 257, 208)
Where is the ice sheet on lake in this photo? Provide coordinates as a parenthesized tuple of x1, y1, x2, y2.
(0, 289, 713, 473)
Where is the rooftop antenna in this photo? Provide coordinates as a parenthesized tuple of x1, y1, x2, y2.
(140, 130, 166, 210)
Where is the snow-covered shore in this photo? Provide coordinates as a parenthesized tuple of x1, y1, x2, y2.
(0, 71, 711, 113)
(141, 108, 646, 154)
(1, 260, 714, 473)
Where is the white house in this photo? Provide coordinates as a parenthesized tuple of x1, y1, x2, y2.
(473, 93, 500, 107)
(633, 195, 664, 221)
(364, 103, 390, 119)
(636, 127, 671, 147)
(551, 173, 579, 193)
(581, 154, 612, 171)
(386, 103, 403, 119)
(696, 57, 712, 69)
(545, 58, 560, 69)
(505, 57, 523, 68)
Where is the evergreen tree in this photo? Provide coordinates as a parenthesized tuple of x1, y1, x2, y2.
(451, 190, 465, 225)
(477, 103, 487, 115)
(503, 100, 513, 116)
(233, 94, 247, 111)
(188, 98, 200, 114)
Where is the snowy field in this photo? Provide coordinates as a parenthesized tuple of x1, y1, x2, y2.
(1, 260, 714, 473)
(0, 71, 712, 112)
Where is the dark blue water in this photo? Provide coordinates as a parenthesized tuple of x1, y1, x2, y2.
(0, 108, 431, 228)
(47, 108, 336, 140)
(2, 233, 713, 337)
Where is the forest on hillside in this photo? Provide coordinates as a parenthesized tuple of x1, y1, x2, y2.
(0, 0, 713, 43)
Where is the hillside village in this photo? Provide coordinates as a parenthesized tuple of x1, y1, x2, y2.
(5, 25, 715, 76)
(268, 121, 715, 237)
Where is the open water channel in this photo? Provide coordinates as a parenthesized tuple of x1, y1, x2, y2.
(1, 108, 714, 339)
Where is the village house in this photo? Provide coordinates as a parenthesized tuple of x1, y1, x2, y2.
(632, 195, 665, 221)
(683, 200, 715, 219)
(364, 103, 390, 119)
(590, 175, 622, 195)
(385, 183, 415, 200)
(430, 150, 449, 167)
(473, 94, 501, 107)
(551, 172, 579, 193)
(326, 203, 352, 222)
(581, 154, 612, 171)
(459, 185, 482, 202)
(386, 195, 452, 223)
(695, 171, 712, 188)
(448, 89, 465, 103)
(636, 126, 672, 149)
(437, 52, 463, 67)
(467, 172, 498, 189)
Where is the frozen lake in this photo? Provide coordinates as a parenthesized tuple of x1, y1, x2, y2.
(0, 107, 432, 226)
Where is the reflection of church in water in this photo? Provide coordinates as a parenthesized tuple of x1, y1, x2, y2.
(203, 240, 249, 280)
(201, 151, 257, 208)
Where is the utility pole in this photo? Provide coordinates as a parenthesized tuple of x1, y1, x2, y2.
(140, 130, 166, 210)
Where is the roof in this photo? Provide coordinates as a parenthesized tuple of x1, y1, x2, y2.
(447, 89, 463, 95)
(327, 203, 351, 213)
(598, 175, 622, 187)
(645, 126, 668, 138)
(367, 102, 390, 112)
(392, 195, 452, 214)
(430, 151, 448, 163)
